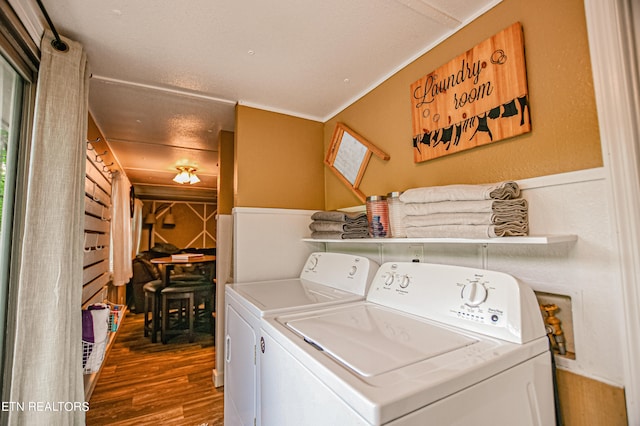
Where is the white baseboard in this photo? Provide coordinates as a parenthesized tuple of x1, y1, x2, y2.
(213, 368, 224, 388)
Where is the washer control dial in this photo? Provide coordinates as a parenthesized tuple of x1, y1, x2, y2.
(461, 281, 488, 306)
(398, 274, 411, 289)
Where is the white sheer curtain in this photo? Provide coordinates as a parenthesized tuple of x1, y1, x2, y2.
(132, 198, 144, 257)
(3, 30, 88, 424)
(110, 171, 133, 286)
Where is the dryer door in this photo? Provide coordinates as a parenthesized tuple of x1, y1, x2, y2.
(260, 329, 368, 426)
(225, 304, 257, 426)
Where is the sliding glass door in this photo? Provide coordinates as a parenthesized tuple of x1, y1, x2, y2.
(0, 4, 38, 399)
(0, 52, 24, 367)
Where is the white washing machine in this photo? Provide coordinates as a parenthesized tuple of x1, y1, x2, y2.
(224, 252, 379, 426)
(260, 262, 556, 426)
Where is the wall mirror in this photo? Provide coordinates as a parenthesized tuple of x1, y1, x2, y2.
(324, 123, 390, 202)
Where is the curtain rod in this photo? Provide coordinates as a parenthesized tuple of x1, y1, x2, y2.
(35, 0, 68, 52)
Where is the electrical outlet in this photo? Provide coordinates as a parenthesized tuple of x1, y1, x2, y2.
(409, 245, 424, 263)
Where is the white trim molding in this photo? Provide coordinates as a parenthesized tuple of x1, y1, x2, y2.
(584, 0, 640, 421)
(6, 0, 43, 47)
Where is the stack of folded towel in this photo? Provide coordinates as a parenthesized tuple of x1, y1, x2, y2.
(399, 181, 528, 238)
(309, 210, 369, 239)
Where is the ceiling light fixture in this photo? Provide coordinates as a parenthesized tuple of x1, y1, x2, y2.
(173, 166, 201, 184)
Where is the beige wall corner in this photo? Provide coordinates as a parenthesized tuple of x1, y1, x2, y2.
(235, 105, 325, 209)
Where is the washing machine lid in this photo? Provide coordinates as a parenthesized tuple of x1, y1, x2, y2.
(230, 278, 363, 314)
(286, 304, 478, 377)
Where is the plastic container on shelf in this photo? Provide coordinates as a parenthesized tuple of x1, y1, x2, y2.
(366, 195, 390, 238)
(108, 302, 125, 332)
(387, 191, 406, 238)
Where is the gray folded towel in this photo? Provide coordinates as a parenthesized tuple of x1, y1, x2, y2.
(405, 222, 529, 238)
(311, 211, 367, 224)
(309, 221, 369, 233)
(403, 199, 528, 216)
(310, 210, 370, 239)
(311, 231, 369, 240)
(400, 181, 520, 203)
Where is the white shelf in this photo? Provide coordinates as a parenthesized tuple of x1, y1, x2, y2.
(303, 234, 578, 245)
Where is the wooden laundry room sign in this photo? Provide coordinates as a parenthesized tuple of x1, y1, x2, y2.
(410, 22, 530, 163)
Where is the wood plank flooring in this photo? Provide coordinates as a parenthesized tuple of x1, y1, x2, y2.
(86, 312, 223, 425)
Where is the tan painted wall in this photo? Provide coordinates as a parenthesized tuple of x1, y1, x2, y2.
(217, 130, 235, 215)
(324, 0, 602, 210)
(234, 105, 325, 209)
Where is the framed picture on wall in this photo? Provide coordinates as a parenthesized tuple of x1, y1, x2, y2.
(324, 123, 390, 202)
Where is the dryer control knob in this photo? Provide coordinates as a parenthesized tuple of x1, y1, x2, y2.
(349, 266, 357, 276)
(383, 273, 394, 286)
(399, 274, 411, 289)
(461, 282, 488, 306)
(306, 256, 319, 270)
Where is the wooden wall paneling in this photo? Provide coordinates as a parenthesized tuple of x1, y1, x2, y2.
(81, 224, 110, 305)
(84, 178, 110, 208)
(85, 215, 110, 234)
(83, 248, 106, 268)
(85, 157, 112, 198)
(81, 286, 109, 309)
(85, 196, 108, 221)
(81, 207, 110, 306)
(83, 143, 117, 400)
(82, 262, 109, 289)
(81, 273, 111, 306)
(83, 150, 112, 305)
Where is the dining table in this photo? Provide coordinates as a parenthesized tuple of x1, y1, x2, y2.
(151, 254, 216, 287)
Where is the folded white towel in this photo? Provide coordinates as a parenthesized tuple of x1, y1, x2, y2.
(400, 181, 520, 203)
(403, 212, 528, 227)
(405, 222, 528, 238)
(403, 199, 528, 216)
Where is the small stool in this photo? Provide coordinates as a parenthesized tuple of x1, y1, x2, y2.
(143, 280, 164, 343)
(161, 284, 200, 344)
(192, 283, 216, 337)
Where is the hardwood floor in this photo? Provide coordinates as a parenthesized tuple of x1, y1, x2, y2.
(86, 311, 223, 425)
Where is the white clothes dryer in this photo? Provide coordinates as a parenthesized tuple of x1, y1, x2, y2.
(224, 252, 379, 426)
(260, 262, 556, 426)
